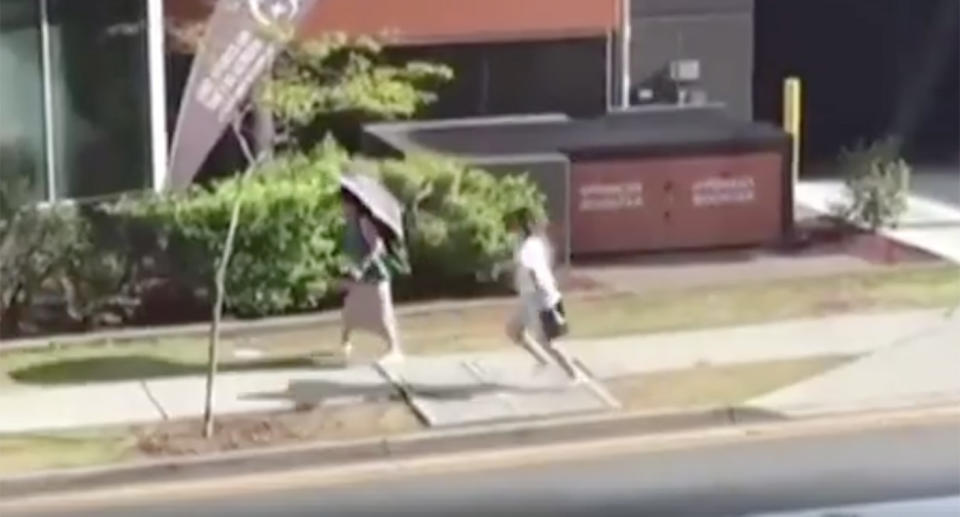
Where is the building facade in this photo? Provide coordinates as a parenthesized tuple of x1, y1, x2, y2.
(1, 0, 166, 202)
(2, 0, 956, 202)
(0, 0, 624, 200)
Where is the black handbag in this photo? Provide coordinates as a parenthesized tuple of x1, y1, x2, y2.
(539, 300, 569, 340)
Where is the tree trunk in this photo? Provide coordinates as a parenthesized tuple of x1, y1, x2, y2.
(203, 119, 263, 439)
(252, 102, 275, 159)
(202, 188, 244, 438)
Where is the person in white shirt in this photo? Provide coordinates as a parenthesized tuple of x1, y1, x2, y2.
(504, 208, 585, 383)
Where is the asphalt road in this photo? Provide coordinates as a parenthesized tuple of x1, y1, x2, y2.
(7, 418, 960, 517)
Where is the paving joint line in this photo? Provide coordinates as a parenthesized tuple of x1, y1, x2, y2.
(139, 380, 169, 421)
(372, 361, 429, 427)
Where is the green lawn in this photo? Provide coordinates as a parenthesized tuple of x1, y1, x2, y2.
(1, 265, 956, 387)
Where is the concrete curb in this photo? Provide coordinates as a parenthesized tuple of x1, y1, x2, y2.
(0, 405, 769, 499)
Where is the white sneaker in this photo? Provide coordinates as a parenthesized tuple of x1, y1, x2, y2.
(341, 343, 353, 361)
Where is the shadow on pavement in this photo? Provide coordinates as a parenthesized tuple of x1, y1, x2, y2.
(247, 378, 401, 405)
(8, 355, 337, 385)
(248, 375, 569, 408)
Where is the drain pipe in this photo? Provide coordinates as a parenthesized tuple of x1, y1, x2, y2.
(619, 0, 632, 109)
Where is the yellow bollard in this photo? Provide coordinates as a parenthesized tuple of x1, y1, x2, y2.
(783, 77, 802, 186)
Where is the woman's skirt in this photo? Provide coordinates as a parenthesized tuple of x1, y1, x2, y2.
(342, 280, 397, 339)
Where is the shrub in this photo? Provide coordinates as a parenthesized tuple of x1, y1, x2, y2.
(1, 204, 75, 336)
(58, 205, 148, 328)
(374, 153, 546, 293)
(110, 143, 545, 317)
(835, 138, 911, 230)
(1, 148, 76, 335)
(1, 207, 144, 337)
(0, 199, 134, 336)
(112, 142, 351, 317)
(1, 136, 146, 336)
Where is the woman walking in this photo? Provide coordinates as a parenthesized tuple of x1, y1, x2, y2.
(504, 208, 585, 383)
(340, 186, 405, 364)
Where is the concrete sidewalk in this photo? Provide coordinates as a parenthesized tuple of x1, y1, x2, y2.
(796, 180, 960, 263)
(748, 313, 960, 416)
(0, 308, 956, 434)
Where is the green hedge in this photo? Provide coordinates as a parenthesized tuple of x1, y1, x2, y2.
(111, 144, 348, 317)
(1, 143, 544, 335)
(376, 153, 545, 294)
(109, 142, 545, 318)
(0, 202, 141, 336)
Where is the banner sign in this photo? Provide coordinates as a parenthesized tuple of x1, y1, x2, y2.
(167, 0, 319, 190)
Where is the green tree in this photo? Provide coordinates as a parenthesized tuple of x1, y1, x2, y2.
(257, 32, 452, 151)
(165, 19, 451, 152)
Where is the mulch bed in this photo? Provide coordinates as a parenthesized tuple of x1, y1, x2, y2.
(136, 400, 419, 457)
(788, 216, 941, 265)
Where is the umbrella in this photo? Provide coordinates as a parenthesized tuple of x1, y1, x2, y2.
(340, 171, 405, 242)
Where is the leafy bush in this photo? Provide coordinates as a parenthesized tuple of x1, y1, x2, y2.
(109, 143, 545, 317)
(1, 203, 79, 336)
(835, 138, 911, 230)
(1, 142, 71, 335)
(58, 206, 149, 328)
(374, 153, 546, 293)
(1, 205, 142, 337)
(0, 202, 137, 336)
(0, 135, 148, 336)
(112, 142, 351, 317)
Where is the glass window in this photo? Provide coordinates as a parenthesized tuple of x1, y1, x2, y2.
(0, 0, 48, 202)
(47, 0, 152, 199)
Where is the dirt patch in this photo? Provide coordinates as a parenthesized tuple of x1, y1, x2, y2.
(844, 232, 937, 264)
(790, 216, 940, 265)
(557, 271, 605, 292)
(136, 401, 421, 457)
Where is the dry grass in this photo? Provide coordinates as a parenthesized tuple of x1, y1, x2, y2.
(608, 356, 852, 410)
(1, 265, 956, 387)
(0, 430, 139, 475)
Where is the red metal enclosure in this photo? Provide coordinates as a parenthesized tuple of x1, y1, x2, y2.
(570, 152, 784, 254)
(363, 107, 792, 260)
